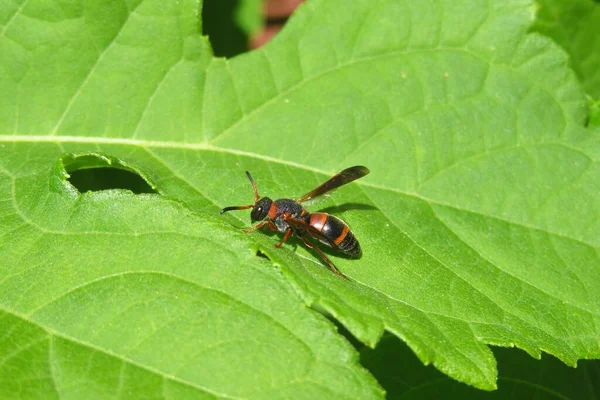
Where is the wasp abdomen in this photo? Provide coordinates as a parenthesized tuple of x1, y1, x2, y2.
(309, 213, 361, 258)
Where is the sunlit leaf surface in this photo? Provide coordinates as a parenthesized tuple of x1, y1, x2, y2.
(1, 0, 599, 396)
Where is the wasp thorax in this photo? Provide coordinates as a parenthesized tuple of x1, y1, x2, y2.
(251, 197, 272, 221)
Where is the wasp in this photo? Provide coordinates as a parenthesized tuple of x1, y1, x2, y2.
(220, 166, 370, 277)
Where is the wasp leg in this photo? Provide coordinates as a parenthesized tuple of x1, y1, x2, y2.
(274, 228, 292, 248)
(298, 235, 347, 278)
(243, 220, 277, 233)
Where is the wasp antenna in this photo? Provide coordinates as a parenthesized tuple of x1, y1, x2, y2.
(220, 204, 254, 214)
(245, 171, 260, 202)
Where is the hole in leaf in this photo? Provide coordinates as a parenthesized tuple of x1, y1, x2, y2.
(256, 249, 271, 261)
(202, 0, 248, 57)
(202, 0, 304, 57)
(248, 0, 304, 49)
(60, 153, 157, 194)
(68, 168, 156, 194)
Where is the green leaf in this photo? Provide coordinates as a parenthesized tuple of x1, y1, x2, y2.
(0, 152, 382, 399)
(532, 0, 600, 98)
(1, 0, 599, 396)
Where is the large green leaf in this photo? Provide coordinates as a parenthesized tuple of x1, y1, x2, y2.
(1, 0, 599, 396)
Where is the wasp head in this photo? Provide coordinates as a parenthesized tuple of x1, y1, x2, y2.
(250, 197, 272, 222)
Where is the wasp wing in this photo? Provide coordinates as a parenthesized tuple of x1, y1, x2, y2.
(298, 166, 369, 203)
(284, 217, 332, 246)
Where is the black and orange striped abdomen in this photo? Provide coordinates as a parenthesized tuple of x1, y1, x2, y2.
(308, 213, 361, 258)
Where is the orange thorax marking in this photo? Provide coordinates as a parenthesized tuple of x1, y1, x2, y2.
(268, 202, 278, 219)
